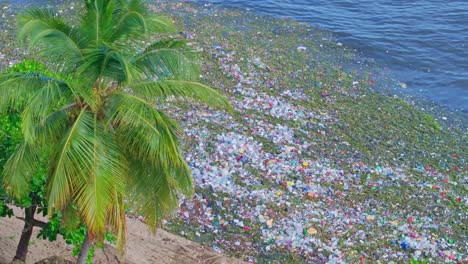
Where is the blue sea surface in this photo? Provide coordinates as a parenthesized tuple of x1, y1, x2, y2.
(188, 0, 468, 112)
(1, 0, 467, 112)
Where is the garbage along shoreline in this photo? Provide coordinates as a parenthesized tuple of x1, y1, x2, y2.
(159, 2, 467, 264)
(0, 1, 466, 264)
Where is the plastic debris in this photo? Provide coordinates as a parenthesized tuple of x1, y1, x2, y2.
(2, 1, 462, 263)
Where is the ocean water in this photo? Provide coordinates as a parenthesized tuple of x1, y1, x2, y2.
(2, 0, 467, 112)
(188, 0, 468, 112)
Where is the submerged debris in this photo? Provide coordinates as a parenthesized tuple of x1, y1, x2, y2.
(0, 1, 466, 263)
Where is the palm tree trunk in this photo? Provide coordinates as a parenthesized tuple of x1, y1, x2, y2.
(13, 205, 37, 262)
(76, 232, 93, 264)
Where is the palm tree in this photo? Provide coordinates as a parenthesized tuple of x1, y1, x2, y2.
(0, 0, 231, 263)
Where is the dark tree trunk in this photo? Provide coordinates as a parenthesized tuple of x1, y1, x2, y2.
(76, 232, 93, 264)
(13, 205, 37, 262)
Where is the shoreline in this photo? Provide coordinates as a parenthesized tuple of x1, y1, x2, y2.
(160, 2, 466, 263)
(1, 0, 466, 126)
(0, 1, 466, 263)
(173, 0, 468, 115)
(176, 1, 468, 128)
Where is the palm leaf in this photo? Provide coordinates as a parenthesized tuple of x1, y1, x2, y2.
(131, 47, 198, 80)
(78, 46, 140, 84)
(111, 0, 176, 41)
(107, 92, 182, 167)
(18, 9, 82, 64)
(142, 39, 193, 54)
(2, 142, 40, 199)
(110, 5, 147, 41)
(79, 0, 116, 45)
(0, 72, 55, 112)
(47, 108, 95, 212)
(126, 157, 192, 229)
(73, 116, 126, 239)
(131, 80, 233, 111)
(61, 203, 81, 232)
(148, 14, 177, 34)
(18, 8, 75, 38)
(107, 191, 126, 251)
(21, 81, 72, 145)
(65, 80, 100, 112)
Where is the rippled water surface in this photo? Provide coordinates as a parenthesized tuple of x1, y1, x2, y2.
(188, 0, 468, 112)
(2, 0, 467, 111)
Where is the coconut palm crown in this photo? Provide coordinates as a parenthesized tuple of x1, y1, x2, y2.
(0, 0, 231, 250)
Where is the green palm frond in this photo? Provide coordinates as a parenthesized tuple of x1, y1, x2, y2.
(142, 39, 193, 54)
(110, 0, 176, 42)
(131, 46, 198, 80)
(108, 191, 126, 251)
(73, 117, 126, 239)
(24, 109, 71, 149)
(80, 0, 116, 45)
(21, 81, 72, 145)
(0, 71, 55, 112)
(126, 158, 191, 229)
(78, 46, 141, 84)
(172, 160, 193, 196)
(18, 8, 82, 64)
(131, 80, 233, 111)
(110, 1, 148, 41)
(61, 203, 81, 232)
(65, 80, 102, 112)
(148, 14, 177, 34)
(2, 142, 40, 199)
(47, 108, 95, 212)
(107, 92, 182, 166)
(18, 8, 74, 37)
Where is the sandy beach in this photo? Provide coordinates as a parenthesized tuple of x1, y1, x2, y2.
(0, 207, 245, 264)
